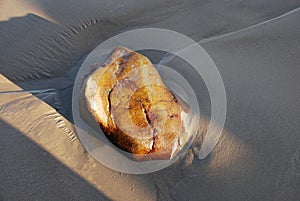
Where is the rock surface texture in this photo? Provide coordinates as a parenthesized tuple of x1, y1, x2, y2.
(83, 47, 189, 160)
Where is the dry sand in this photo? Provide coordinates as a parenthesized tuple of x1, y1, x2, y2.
(1, 0, 300, 200)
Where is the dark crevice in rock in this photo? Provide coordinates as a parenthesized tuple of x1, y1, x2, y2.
(141, 103, 152, 126)
(142, 103, 157, 153)
(150, 129, 158, 153)
(169, 114, 179, 119)
(107, 88, 113, 114)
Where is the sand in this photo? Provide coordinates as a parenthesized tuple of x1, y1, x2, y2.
(1, 0, 300, 200)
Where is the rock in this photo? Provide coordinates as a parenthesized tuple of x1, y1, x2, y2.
(83, 47, 190, 160)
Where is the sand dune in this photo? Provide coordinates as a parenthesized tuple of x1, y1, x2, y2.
(1, 0, 300, 81)
(1, 0, 300, 200)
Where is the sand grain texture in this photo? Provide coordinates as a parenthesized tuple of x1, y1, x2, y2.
(1, 0, 300, 201)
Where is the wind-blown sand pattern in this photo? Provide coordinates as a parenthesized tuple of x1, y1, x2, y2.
(1, 0, 300, 200)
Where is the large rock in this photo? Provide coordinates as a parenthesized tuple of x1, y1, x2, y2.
(83, 47, 189, 160)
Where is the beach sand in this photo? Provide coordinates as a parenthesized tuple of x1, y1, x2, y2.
(1, 0, 300, 200)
